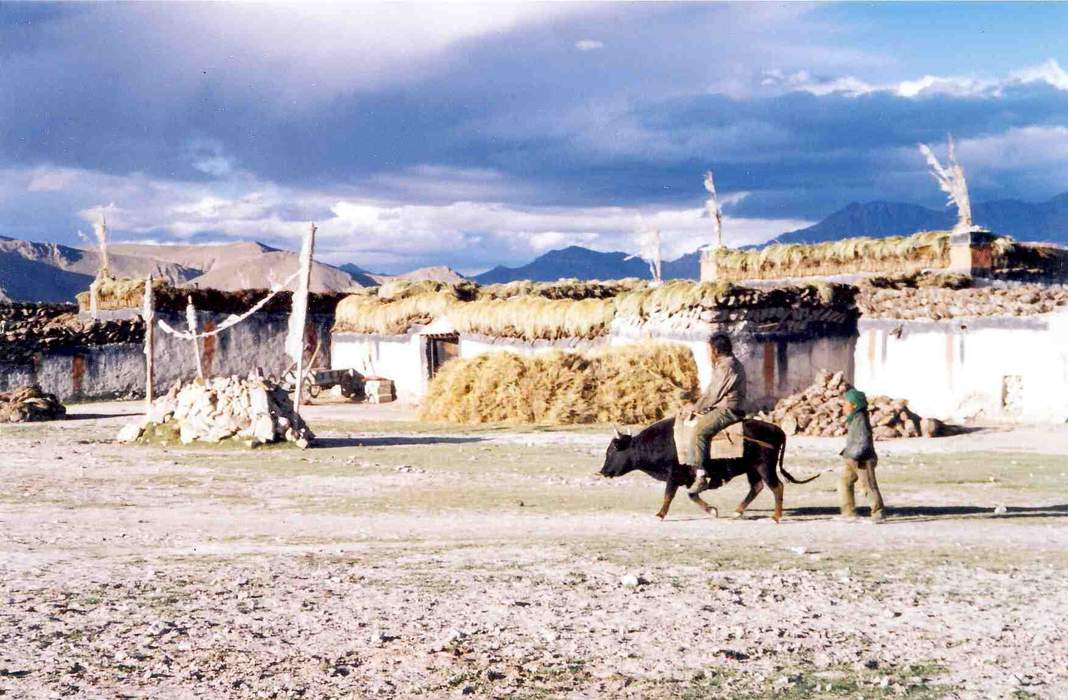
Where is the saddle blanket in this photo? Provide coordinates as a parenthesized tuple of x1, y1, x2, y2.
(674, 414, 746, 462)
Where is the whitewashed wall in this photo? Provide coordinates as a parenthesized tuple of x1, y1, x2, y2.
(854, 310, 1068, 423)
(331, 333, 427, 401)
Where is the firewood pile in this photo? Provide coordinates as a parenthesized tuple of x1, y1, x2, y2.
(1, 303, 142, 363)
(756, 370, 941, 440)
(858, 277, 1068, 320)
(117, 374, 314, 448)
(0, 385, 66, 423)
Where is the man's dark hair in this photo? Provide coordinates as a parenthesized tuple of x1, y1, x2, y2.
(710, 333, 733, 356)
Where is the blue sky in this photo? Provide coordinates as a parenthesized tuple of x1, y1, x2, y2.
(2, 2, 1067, 273)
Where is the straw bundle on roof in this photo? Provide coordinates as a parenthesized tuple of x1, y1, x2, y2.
(479, 278, 644, 301)
(75, 276, 159, 312)
(333, 281, 476, 335)
(419, 342, 699, 425)
(709, 230, 987, 279)
(449, 296, 616, 342)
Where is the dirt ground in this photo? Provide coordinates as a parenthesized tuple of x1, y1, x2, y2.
(1, 400, 1067, 699)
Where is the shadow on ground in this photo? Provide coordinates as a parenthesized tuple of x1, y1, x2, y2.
(314, 436, 485, 448)
(787, 504, 1068, 522)
(63, 413, 142, 421)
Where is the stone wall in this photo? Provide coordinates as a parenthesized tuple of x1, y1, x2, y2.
(0, 308, 333, 401)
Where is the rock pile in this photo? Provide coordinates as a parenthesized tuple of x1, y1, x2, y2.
(117, 375, 314, 448)
(757, 370, 937, 440)
(858, 279, 1068, 320)
(0, 385, 66, 423)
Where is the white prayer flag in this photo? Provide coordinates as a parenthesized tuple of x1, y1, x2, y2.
(286, 224, 316, 364)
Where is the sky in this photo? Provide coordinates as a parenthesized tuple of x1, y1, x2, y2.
(2, 2, 1068, 274)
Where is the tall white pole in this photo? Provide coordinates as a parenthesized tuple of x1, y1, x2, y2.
(186, 295, 203, 380)
(288, 223, 316, 414)
(143, 276, 155, 405)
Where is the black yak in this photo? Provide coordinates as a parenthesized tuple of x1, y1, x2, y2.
(598, 417, 817, 522)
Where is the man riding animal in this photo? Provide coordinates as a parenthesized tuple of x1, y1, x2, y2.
(674, 333, 746, 495)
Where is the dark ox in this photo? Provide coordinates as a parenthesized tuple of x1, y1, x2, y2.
(599, 417, 817, 522)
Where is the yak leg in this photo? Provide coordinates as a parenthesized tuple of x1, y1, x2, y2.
(656, 482, 680, 520)
(770, 482, 785, 523)
(735, 478, 764, 518)
(687, 492, 719, 518)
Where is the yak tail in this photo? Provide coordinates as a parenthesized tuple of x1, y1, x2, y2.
(777, 435, 819, 485)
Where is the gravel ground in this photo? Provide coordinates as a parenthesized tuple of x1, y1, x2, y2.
(2, 401, 1066, 699)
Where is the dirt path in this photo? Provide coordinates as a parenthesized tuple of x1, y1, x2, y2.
(1, 403, 1066, 698)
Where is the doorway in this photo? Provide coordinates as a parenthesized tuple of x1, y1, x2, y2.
(424, 333, 460, 379)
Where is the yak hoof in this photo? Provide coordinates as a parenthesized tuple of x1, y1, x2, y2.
(655, 512, 666, 520)
(733, 511, 746, 520)
(707, 507, 719, 519)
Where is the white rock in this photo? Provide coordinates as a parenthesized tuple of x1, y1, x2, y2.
(994, 504, 1008, 515)
(116, 423, 143, 444)
(620, 574, 641, 588)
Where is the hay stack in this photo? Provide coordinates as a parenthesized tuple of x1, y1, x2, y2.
(756, 370, 928, 440)
(0, 386, 66, 423)
(419, 342, 699, 425)
(117, 375, 314, 448)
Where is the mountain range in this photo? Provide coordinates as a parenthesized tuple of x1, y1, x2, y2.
(2, 192, 1065, 301)
(471, 192, 1068, 283)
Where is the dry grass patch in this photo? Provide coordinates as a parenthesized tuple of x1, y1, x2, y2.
(419, 342, 698, 425)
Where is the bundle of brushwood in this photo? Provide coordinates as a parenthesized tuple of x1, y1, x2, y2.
(76, 277, 347, 315)
(756, 370, 936, 440)
(1, 304, 142, 363)
(0, 386, 66, 423)
(419, 342, 698, 425)
(117, 374, 314, 448)
(858, 275, 1068, 320)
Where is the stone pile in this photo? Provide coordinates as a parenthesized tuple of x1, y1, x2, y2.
(0, 385, 66, 423)
(757, 370, 938, 440)
(117, 375, 314, 448)
(858, 281, 1068, 320)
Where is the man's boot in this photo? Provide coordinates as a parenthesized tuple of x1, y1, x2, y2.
(687, 468, 707, 495)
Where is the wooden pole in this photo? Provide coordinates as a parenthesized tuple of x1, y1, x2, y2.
(289, 223, 317, 414)
(186, 295, 203, 380)
(143, 276, 155, 405)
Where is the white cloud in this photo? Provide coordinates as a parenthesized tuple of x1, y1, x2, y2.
(956, 126, 1068, 168)
(21, 3, 595, 104)
(762, 58, 1068, 99)
(26, 169, 79, 193)
(575, 39, 604, 51)
(8, 165, 806, 273)
(1009, 59, 1068, 91)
